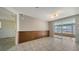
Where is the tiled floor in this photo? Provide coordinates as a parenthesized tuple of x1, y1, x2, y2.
(9, 36, 79, 51)
(0, 37, 15, 51)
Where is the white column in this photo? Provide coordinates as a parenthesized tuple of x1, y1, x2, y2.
(15, 13, 20, 45)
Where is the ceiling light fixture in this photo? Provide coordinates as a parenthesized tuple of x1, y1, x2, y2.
(50, 13, 58, 19)
(50, 15, 54, 18)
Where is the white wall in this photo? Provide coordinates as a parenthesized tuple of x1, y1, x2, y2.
(0, 21, 1, 28)
(19, 14, 48, 31)
(0, 20, 16, 38)
(75, 15, 79, 43)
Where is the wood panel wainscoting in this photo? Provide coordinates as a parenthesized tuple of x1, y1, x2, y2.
(19, 31, 49, 43)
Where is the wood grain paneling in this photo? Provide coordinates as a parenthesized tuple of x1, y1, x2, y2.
(19, 31, 49, 43)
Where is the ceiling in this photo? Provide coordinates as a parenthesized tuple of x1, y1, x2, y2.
(4, 7, 79, 21)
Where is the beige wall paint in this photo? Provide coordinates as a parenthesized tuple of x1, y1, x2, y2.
(19, 14, 49, 31)
(0, 20, 16, 38)
(0, 21, 1, 28)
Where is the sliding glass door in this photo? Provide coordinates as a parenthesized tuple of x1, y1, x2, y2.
(62, 23, 74, 34)
(54, 25, 62, 33)
(53, 17, 75, 37)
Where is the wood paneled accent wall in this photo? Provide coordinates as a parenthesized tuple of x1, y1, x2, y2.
(19, 31, 49, 43)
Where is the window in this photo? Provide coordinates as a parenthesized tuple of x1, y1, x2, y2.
(53, 18, 75, 35)
(62, 24, 74, 34)
(54, 25, 62, 33)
